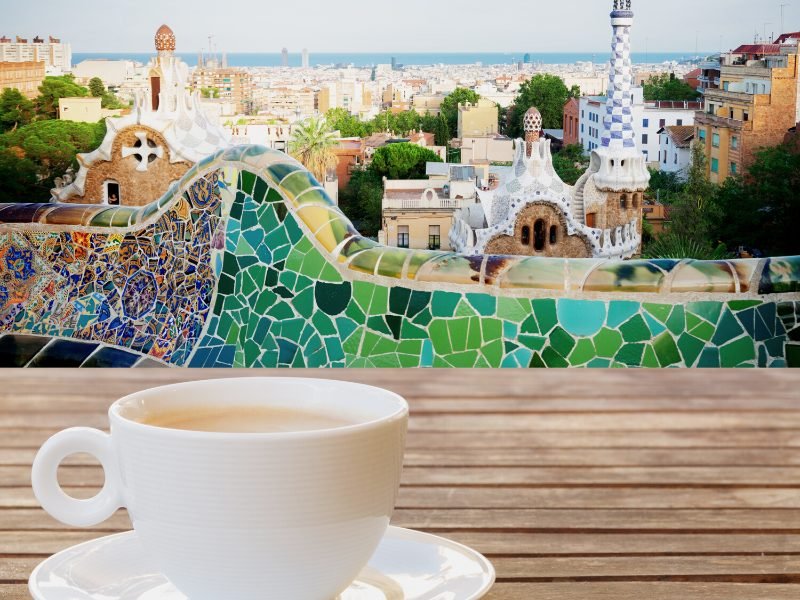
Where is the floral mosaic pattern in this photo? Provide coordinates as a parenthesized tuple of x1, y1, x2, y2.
(1, 145, 799, 368)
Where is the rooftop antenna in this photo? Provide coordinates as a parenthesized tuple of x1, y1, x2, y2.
(781, 4, 789, 36)
(763, 23, 773, 44)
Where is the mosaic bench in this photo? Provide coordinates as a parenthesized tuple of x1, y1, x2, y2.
(0, 145, 798, 368)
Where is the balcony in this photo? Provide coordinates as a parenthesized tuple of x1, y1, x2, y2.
(703, 88, 754, 104)
(694, 111, 746, 131)
(382, 196, 460, 211)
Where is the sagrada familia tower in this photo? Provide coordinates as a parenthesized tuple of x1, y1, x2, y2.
(450, 0, 651, 260)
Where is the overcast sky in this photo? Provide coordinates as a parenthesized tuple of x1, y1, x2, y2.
(4, 0, 798, 53)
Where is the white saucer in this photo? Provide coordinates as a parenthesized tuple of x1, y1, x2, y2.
(29, 525, 495, 600)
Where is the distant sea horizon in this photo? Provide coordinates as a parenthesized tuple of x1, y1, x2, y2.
(72, 51, 706, 68)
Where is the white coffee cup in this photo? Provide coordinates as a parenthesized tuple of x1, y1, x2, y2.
(31, 377, 408, 600)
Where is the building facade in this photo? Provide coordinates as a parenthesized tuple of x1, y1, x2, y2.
(457, 99, 499, 138)
(0, 35, 71, 74)
(191, 66, 254, 114)
(657, 125, 693, 178)
(51, 25, 230, 206)
(450, 1, 648, 260)
(580, 91, 700, 165)
(694, 40, 800, 183)
(563, 97, 580, 146)
(0, 60, 44, 98)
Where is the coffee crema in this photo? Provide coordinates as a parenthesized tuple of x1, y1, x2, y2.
(132, 405, 355, 433)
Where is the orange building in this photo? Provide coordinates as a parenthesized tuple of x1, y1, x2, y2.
(562, 97, 580, 146)
(694, 40, 800, 182)
(332, 138, 366, 191)
(0, 60, 44, 98)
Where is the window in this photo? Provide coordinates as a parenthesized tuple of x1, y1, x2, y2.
(699, 129, 706, 141)
(730, 162, 738, 175)
(731, 136, 739, 149)
(428, 225, 440, 250)
(677, 119, 683, 126)
(711, 158, 719, 173)
(643, 118, 649, 127)
(549, 225, 557, 246)
(397, 225, 409, 248)
(642, 134, 648, 144)
(674, 153, 678, 164)
(521, 225, 530, 246)
(723, 81, 730, 91)
(743, 111, 749, 121)
(533, 220, 546, 252)
(729, 108, 735, 119)
(105, 181, 120, 205)
(620, 194, 628, 209)
(659, 119, 666, 128)
(708, 103, 715, 115)
(712, 133, 720, 148)
(663, 151, 667, 164)
(586, 213, 596, 228)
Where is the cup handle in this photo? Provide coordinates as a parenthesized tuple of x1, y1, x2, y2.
(31, 427, 124, 527)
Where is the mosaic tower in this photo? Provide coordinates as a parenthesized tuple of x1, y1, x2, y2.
(591, 0, 649, 192)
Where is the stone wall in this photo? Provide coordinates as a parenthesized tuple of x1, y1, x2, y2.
(65, 125, 191, 206)
(0, 145, 799, 368)
(484, 203, 592, 258)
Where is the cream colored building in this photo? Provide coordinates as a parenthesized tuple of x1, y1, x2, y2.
(457, 99, 499, 138)
(379, 164, 480, 251)
(412, 93, 445, 116)
(0, 60, 44, 98)
(58, 97, 102, 122)
(459, 135, 514, 164)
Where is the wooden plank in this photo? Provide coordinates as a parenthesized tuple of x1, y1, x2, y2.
(5, 464, 800, 487)
(6, 446, 800, 467)
(5, 428, 800, 449)
(4, 530, 800, 556)
(4, 410, 800, 431)
(0, 369, 799, 398)
(5, 507, 800, 533)
(484, 583, 800, 600)
(5, 485, 800, 509)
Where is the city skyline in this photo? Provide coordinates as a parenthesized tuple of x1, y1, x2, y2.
(3, 0, 797, 54)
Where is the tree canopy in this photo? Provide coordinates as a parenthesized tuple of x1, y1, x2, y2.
(0, 119, 106, 202)
(551, 144, 588, 185)
(288, 116, 338, 182)
(643, 73, 700, 102)
(439, 87, 480, 138)
(35, 75, 88, 119)
(0, 88, 35, 132)
(508, 74, 579, 138)
(369, 143, 442, 180)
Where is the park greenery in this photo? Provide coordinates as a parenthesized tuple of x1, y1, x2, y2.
(642, 73, 700, 102)
(0, 75, 116, 202)
(288, 116, 338, 182)
(507, 74, 580, 138)
(551, 144, 589, 186)
(644, 140, 800, 258)
(325, 107, 451, 146)
(88, 77, 127, 109)
(340, 143, 443, 236)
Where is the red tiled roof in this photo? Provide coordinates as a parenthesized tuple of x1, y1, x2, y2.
(774, 32, 800, 44)
(732, 44, 781, 54)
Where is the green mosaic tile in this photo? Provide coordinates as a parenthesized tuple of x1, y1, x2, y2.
(620, 314, 651, 343)
(569, 338, 596, 365)
(687, 302, 723, 325)
(542, 346, 569, 368)
(607, 301, 639, 328)
(644, 313, 667, 336)
(729, 300, 763, 311)
(532, 299, 558, 334)
(616, 343, 645, 366)
(712, 310, 745, 346)
(549, 326, 576, 358)
(677, 332, 705, 367)
(518, 335, 546, 352)
(643, 303, 671, 324)
(787, 344, 800, 368)
(666, 306, 686, 336)
(642, 344, 660, 368)
(593, 328, 623, 358)
(498, 298, 531, 323)
(653, 332, 681, 367)
(455, 299, 478, 318)
(431, 292, 462, 318)
(720, 336, 756, 367)
(466, 293, 496, 317)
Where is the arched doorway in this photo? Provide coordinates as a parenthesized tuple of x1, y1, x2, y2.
(533, 219, 546, 251)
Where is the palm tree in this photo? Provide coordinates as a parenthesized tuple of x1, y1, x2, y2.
(288, 117, 338, 182)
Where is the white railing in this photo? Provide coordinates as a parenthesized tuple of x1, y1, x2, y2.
(383, 197, 459, 210)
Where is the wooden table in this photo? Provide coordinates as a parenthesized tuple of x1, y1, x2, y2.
(2, 370, 800, 599)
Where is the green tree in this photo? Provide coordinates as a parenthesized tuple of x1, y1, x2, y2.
(667, 141, 718, 243)
(201, 87, 220, 99)
(643, 232, 729, 260)
(0, 88, 35, 132)
(0, 148, 41, 203)
(713, 143, 800, 256)
(88, 77, 106, 97)
(288, 116, 338, 181)
(508, 74, 577, 137)
(325, 107, 373, 138)
(419, 113, 437, 134)
(340, 168, 384, 236)
(0, 119, 106, 197)
(643, 73, 700, 102)
(439, 88, 480, 138)
(35, 75, 88, 119)
(551, 144, 588, 185)
(434, 114, 450, 147)
(647, 168, 685, 203)
(369, 143, 442, 180)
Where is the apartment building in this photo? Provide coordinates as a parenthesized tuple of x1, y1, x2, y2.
(191, 67, 255, 114)
(579, 89, 700, 165)
(0, 35, 71, 74)
(457, 99, 499, 138)
(657, 125, 694, 179)
(694, 40, 800, 182)
(0, 60, 44, 98)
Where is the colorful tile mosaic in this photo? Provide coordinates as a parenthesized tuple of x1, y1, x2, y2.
(1, 145, 799, 368)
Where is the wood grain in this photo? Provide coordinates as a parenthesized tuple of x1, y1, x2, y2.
(1, 369, 799, 599)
